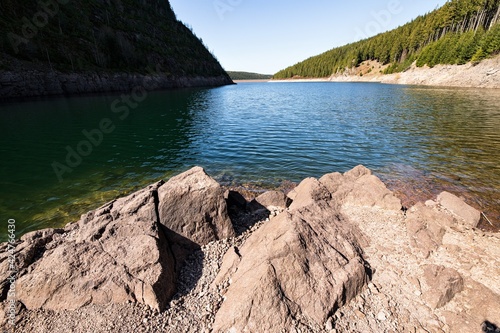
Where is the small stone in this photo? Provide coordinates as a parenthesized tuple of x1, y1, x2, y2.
(377, 311, 387, 321)
(354, 310, 366, 318)
(325, 317, 334, 330)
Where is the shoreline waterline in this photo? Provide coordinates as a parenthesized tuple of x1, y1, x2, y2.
(271, 55, 500, 89)
(1, 82, 499, 240)
(3, 166, 497, 243)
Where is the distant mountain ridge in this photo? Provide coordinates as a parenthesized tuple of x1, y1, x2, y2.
(274, 0, 500, 79)
(227, 71, 272, 80)
(0, 0, 232, 99)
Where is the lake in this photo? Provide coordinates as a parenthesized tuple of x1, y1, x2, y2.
(1, 82, 499, 240)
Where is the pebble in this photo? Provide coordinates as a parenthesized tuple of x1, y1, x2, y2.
(354, 310, 366, 319)
(377, 311, 387, 321)
(325, 317, 334, 330)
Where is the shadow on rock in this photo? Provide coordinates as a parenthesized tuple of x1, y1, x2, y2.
(483, 321, 500, 333)
(170, 247, 205, 301)
(224, 190, 270, 236)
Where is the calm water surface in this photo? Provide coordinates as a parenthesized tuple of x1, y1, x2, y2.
(1, 82, 499, 240)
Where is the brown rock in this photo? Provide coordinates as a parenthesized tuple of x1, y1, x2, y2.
(288, 177, 331, 210)
(320, 165, 401, 210)
(0, 228, 64, 302)
(437, 191, 480, 228)
(318, 171, 344, 194)
(344, 175, 401, 210)
(344, 164, 373, 179)
(423, 265, 464, 309)
(441, 280, 500, 333)
(253, 190, 291, 209)
(158, 167, 235, 246)
(16, 182, 176, 311)
(406, 203, 447, 258)
(213, 203, 368, 332)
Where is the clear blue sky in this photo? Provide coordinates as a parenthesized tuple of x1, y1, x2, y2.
(169, 0, 448, 74)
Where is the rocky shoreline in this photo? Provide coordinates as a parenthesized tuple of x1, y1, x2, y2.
(0, 71, 233, 101)
(1, 166, 499, 332)
(273, 55, 500, 89)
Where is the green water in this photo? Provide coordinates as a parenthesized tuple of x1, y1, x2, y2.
(1, 82, 499, 240)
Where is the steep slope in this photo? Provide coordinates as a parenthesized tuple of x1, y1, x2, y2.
(274, 0, 500, 79)
(0, 0, 232, 99)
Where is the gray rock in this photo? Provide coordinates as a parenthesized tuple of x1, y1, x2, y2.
(0, 70, 232, 101)
(437, 191, 481, 228)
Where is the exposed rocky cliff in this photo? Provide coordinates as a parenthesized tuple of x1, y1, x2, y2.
(0, 0, 233, 100)
(1, 166, 499, 332)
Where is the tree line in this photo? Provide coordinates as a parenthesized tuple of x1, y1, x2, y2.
(0, 0, 227, 77)
(274, 0, 500, 79)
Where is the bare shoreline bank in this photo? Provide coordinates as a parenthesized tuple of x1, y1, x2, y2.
(272, 55, 500, 89)
(3, 166, 499, 332)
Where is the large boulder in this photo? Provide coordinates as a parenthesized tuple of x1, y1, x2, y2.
(158, 167, 235, 248)
(16, 182, 176, 311)
(6, 167, 237, 314)
(0, 228, 64, 303)
(212, 203, 368, 332)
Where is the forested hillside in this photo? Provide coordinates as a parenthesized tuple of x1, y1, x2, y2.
(227, 71, 272, 80)
(0, 0, 229, 78)
(274, 0, 500, 79)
